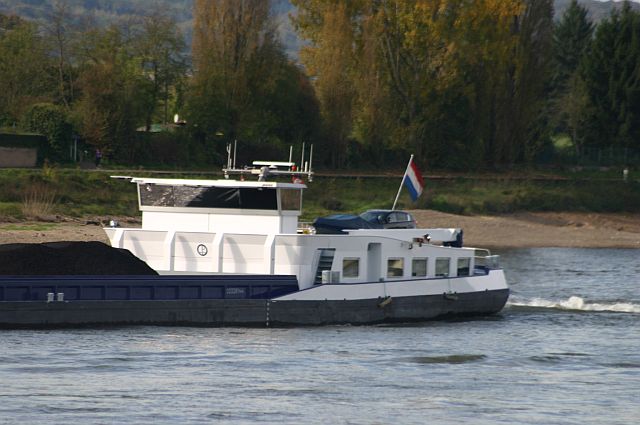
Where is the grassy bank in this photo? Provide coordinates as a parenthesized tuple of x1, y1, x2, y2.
(0, 168, 639, 221)
(0, 168, 138, 219)
(306, 176, 640, 219)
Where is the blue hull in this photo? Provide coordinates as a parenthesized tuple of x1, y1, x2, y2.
(0, 275, 509, 327)
(0, 275, 299, 302)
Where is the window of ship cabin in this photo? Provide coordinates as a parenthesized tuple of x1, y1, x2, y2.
(435, 258, 450, 277)
(387, 258, 404, 277)
(391, 212, 409, 222)
(280, 189, 302, 211)
(387, 213, 400, 223)
(457, 258, 471, 276)
(412, 258, 427, 277)
(343, 258, 360, 278)
(139, 184, 278, 210)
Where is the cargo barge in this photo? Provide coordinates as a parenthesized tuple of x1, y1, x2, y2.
(0, 152, 509, 327)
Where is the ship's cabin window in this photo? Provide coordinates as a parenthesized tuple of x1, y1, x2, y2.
(412, 258, 428, 277)
(343, 258, 360, 278)
(391, 212, 410, 223)
(387, 258, 404, 278)
(457, 258, 471, 276)
(280, 188, 302, 211)
(387, 213, 400, 223)
(139, 184, 278, 210)
(435, 258, 450, 277)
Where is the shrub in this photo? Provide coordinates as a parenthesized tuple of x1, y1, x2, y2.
(21, 182, 57, 220)
(21, 103, 72, 160)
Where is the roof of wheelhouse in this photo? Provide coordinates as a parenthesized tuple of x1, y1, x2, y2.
(129, 177, 306, 189)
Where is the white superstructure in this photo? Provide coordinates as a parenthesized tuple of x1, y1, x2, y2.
(104, 171, 507, 302)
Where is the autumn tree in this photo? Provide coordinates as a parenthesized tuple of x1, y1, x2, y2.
(351, 10, 392, 166)
(293, 1, 360, 167)
(134, 12, 187, 129)
(73, 26, 147, 156)
(505, 0, 554, 163)
(189, 0, 321, 162)
(293, 0, 553, 168)
(43, 0, 77, 109)
(191, 0, 274, 140)
(0, 14, 53, 125)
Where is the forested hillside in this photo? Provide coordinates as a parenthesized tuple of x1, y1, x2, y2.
(0, 0, 300, 56)
(0, 0, 192, 22)
(0, 0, 637, 55)
(555, 0, 640, 20)
(1, 0, 640, 172)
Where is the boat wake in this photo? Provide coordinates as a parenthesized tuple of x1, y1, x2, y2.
(508, 296, 640, 314)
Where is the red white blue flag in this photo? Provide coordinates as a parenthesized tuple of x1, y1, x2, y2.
(403, 157, 424, 201)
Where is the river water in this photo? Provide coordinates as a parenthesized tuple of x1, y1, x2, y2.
(0, 248, 638, 424)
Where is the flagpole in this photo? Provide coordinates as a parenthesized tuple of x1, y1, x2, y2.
(392, 154, 414, 211)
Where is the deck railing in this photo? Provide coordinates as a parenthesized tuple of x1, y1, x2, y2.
(474, 249, 501, 271)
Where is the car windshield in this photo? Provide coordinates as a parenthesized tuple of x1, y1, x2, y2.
(359, 211, 384, 224)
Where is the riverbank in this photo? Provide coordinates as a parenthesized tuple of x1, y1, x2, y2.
(410, 210, 640, 248)
(2, 169, 640, 221)
(1, 211, 638, 248)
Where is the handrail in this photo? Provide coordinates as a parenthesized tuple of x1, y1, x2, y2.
(473, 248, 501, 270)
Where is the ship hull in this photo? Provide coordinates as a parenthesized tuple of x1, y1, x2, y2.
(0, 287, 508, 328)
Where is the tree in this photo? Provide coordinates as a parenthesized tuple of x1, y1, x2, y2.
(581, 2, 640, 151)
(134, 12, 187, 129)
(551, 0, 594, 155)
(0, 14, 53, 125)
(294, 1, 358, 167)
(73, 25, 147, 156)
(43, 0, 77, 109)
(507, 0, 554, 163)
(189, 0, 320, 162)
(191, 0, 275, 140)
(439, 0, 526, 167)
(21, 103, 72, 159)
(293, 0, 465, 166)
(293, 1, 554, 169)
(351, 10, 392, 166)
(553, 0, 594, 89)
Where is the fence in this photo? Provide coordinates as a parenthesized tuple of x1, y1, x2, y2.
(552, 146, 640, 167)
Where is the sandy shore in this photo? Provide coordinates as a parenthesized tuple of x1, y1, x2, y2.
(0, 211, 639, 248)
(410, 210, 640, 248)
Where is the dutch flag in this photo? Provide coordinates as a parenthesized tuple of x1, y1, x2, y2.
(403, 156, 424, 202)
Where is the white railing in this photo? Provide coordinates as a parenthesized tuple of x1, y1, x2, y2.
(474, 249, 500, 270)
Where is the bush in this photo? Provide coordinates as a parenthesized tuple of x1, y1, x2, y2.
(21, 182, 57, 219)
(21, 103, 73, 160)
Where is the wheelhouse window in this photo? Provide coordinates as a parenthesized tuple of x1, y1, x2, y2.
(343, 258, 360, 278)
(390, 212, 409, 223)
(280, 189, 302, 211)
(139, 184, 278, 210)
(387, 258, 404, 278)
(457, 258, 471, 276)
(435, 258, 450, 277)
(412, 258, 427, 277)
(387, 213, 401, 223)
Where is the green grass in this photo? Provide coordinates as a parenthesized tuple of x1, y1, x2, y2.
(0, 168, 639, 221)
(0, 223, 57, 231)
(303, 176, 640, 218)
(552, 134, 573, 150)
(0, 168, 139, 219)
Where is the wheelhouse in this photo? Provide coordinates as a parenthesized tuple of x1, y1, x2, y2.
(132, 178, 305, 234)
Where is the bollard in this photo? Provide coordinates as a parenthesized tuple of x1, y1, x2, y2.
(47, 293, 54, 303)
(56, 293, 64, 302)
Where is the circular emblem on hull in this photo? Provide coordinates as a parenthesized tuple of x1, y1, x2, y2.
(197, 244, 208, 256)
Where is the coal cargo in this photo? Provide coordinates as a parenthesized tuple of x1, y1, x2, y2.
(0, 241, 157, 275)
